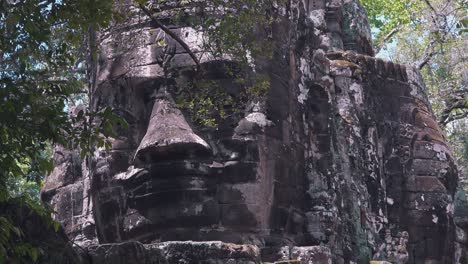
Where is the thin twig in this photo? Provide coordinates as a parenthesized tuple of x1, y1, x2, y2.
(375, 27, 400, 54)
(138, 4, 201, 69)
(439, 89, 467, 126)
(441, 111, 468, 126)
(418, 44, 437, 69)
(418, 31, 447, 69)
(423, 0, 437, 14)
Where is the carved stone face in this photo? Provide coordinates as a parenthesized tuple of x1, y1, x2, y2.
(82, 0, 315, 248)
(91, 53, 307, 246)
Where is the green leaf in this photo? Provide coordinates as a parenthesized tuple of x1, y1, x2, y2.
(80, 148, 87, 159)
(155, 40, 165, 47)
(53, 221, 60, 233)
(11, 227, 22, 237)
(30, 247, 38, 262)
(105, 141, 112, 150)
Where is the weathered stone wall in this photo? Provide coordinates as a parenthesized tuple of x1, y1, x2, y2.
(325, 51, 458, 263)
(42, 0, 461, 263)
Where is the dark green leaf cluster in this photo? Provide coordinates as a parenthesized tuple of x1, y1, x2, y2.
(173, 65, 271, 128)
(360, 0, 422, 47)
(0, 196, 75, 264)
(70, 106, 129, 158)
(196, 0, 279, 64)
(0, 0, 113, 183)
(174, 66, 241, 128)
(0, 0, 116, 262)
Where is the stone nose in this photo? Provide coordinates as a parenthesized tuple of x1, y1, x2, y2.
(135, 98, 211, 162)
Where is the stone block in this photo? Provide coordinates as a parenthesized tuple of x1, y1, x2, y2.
(405, 192, 452, 211)
(290, 246, 332, 264)
(406, 176, 447, 193)
(220, 161, 258, 183)
(156, 241, 261, 263)
(413, 141, 450, 161)
(418, 127, 446, 143)
(88, 241, 163, 264)
(410, 159, 449, 176)
(414, 111, 439, 130)
(48, 183, 84, 235)
(221, 204, 258, 228)
(217, 185, 245, 204)
(42, 149, 82, 193)
(406, 209, 452, 227)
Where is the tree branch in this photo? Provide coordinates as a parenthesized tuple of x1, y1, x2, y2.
(439, 91, 468, 126)
(417, 31, 447, 70)
(441, 111, 468, 126)
(138, 4, 201, 69)
(418, 47, 437, 69)
(423, 0, 437, 14)
(423, 0, 441, 28)
(375, 27, 400, 54)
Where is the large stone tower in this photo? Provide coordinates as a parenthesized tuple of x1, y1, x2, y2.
(42, 0, 462, 263)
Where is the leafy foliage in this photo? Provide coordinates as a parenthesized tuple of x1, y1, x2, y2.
(0, 0, 117, 181)
(175, 77, 235, 127)
(195, 0, 278, 64)
(0, 0, 120, 262)
(360, 0, 423, 48)
(173, 65, 270, 128)
(0, 199, 48, 264)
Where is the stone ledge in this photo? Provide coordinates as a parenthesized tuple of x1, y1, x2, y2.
(326, 51, 408, 82)
(406, 176, 447, 193)
(84, 241, 261, 264)
(82, 242, 333, 264)
(263, 246, 331, 264)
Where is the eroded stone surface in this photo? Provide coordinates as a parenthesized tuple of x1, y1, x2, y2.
(81, 241, 260, 264)
(42, 0, 462, 263)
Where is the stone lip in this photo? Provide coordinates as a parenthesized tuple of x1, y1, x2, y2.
(117, 160, 258, 185)
(109, 160, 259, 241)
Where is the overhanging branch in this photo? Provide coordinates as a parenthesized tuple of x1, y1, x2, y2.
(439, 90, 468, 126)
(375, 27, 400, 54)
(138, 4, 201, 69)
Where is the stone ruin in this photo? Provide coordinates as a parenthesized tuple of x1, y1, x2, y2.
(41, 0, 467, 263)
